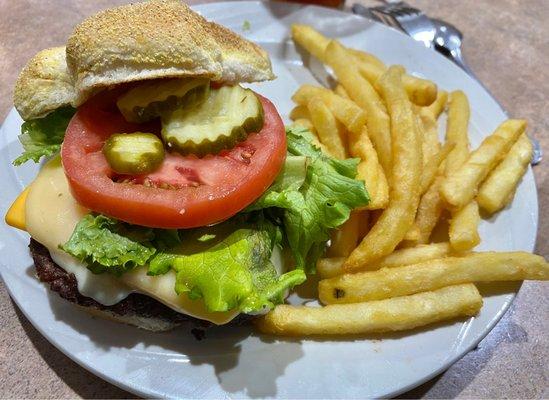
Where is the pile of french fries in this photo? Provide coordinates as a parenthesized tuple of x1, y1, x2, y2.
(255, 25, 549, 336)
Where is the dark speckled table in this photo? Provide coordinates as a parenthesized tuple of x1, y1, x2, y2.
(0, 0, 547, 398)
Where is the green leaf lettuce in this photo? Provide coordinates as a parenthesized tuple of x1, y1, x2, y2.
(61, 214, 305, 313)
(248, 127, 370, 270)
(149, 219, 305, 313)
(13, 107, 75, 166)
(60, 214, 158, 276)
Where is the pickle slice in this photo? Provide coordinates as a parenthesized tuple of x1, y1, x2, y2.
(161, 85, 264, 156)
(117, 78, 210, 123)
(103, 132, 165, 175)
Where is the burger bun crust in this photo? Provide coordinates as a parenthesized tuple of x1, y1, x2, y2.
(14, 0, 274, 119)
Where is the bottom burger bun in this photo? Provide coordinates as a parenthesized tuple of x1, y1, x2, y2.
(76, 306, 181, 332)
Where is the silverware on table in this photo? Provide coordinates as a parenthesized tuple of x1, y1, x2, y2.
(352, 1, 542, 165)
(353, 2, 435, 48)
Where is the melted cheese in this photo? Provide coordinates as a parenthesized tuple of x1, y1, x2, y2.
(25, 157, 239, 324)
(5, 187, 29, 230)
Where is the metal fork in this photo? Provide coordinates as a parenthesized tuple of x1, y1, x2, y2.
(352, 1, 542, 165)
(353, 2, 435, 49)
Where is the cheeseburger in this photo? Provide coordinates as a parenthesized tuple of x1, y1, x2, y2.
(6, 0, 369, 331)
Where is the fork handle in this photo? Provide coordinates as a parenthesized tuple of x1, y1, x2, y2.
(448, 49, 476, 78)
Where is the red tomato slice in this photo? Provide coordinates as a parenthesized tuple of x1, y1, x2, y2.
(61, 91, 286, 228)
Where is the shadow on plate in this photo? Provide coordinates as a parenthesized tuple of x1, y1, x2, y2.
(24, 261, 304, 398)
(13, 298, 136, 399)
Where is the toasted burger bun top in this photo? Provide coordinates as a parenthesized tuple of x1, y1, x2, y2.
(14, 47, 76, 120)
(14, 0, 274, 120)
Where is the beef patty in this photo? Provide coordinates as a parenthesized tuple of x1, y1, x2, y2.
(30, 239, 251, 331)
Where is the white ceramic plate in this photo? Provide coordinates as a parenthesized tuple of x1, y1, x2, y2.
(0, 2, 538, 398)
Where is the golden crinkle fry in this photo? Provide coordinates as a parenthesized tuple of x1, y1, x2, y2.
(255, 284, 482, 336)
(275, 23, 546, 338)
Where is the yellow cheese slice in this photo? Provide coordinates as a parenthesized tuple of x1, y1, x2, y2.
(5, 187, 29, 230)
(21, 157, 239, 325)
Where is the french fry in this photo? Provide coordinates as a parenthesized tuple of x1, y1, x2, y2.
(415, 112, 433, 167)
(373, 164, 389, 208)
(421, 90, 448, 121)
(403, 224, 421, 242)
(291, 24, 330, 62)
(413, 176, 445, 244)
(375, 242, 454, 269)
(273, 27, 545, 339)
(356, 59, 437, 107)
(420, 141, 455, 194)
(292, 85, 367, 134)
(343, 66, 422, 270)
(449, 200, 481, 251)
(327, 211, 361, 257)
(256, 284, 482, 336)
(317, 257, 346, 278)
(307, 97, 347, 159)
(444, 91, 471, 176)
(291, 25, 386, 76)
(289, 105, 310, 121)
(350, 126, 389, 209)
(347, 48, 386, 70)
(291, 24, 437, 106)
(441, 119, 527, 208)
(441, 91, 477, 249)
(318, 242, 455, 278)
(334, 84, 350, 99)
(291, 24, 387, 75)
(419, 112, 441, 163)
(291, 118, 315, 132)
(477, 134, 533, 214)
(401, 74, 438, 108)
(320, 251, 548, 304)
(324, 40, 393, 177)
